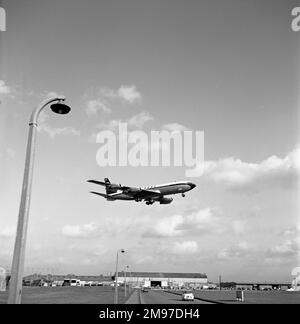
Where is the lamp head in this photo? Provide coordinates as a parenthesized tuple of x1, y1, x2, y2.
(50, 101, 71, 115)
(121, 249, 125, 253)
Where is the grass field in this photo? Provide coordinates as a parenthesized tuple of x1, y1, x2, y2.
(0, 286, 131, 304)
(1, 287, 299, 304)
(164, 289, 300, 304)
(192, 290, 300, 304)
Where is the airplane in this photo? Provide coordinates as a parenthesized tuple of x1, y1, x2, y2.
(87, 178, 196, 205)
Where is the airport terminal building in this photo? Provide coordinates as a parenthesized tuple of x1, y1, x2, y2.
(117, 272, 208, 289)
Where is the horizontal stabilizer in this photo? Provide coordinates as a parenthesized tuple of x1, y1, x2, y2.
(87, 180, 107, 186)
(90, 191, 108, 198)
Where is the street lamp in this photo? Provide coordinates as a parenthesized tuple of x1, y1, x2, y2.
(7, 96, 71, 304)
(124, 265, 129, 297)
(114, 249, 125, 304)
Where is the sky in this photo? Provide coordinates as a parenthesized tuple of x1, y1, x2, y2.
(0, 0, 299, 282)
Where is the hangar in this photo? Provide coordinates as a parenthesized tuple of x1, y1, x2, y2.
(117, 271, 208, 289)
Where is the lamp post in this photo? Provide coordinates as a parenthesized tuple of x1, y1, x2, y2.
(124, 265, 129, 297)
(114, 249, 125, 304)
(7, 96, 71, 304)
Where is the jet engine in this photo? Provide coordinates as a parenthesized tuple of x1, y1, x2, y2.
(159, 197, 173, 204)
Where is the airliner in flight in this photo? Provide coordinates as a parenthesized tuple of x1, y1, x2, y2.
(87, 178, 196, 205)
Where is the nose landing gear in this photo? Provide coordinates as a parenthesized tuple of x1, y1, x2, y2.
(182, 193, 185, 197)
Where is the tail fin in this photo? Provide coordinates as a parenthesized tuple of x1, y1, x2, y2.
(104, 178, 111, 185)
(104, 178, 118, 194)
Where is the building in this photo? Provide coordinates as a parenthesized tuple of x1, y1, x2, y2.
(22, 274, 113, 286)
(117, 271, 208, 289)
(235, 282, 292, 291)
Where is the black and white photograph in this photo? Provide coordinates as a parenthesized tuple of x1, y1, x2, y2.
(0, 0, 299, 311)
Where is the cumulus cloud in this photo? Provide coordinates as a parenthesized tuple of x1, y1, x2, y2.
(117, 85, 142, 104)
(62, 222, 101, 238)
(127, 112, 153, 129)
(144, 214, 184, 238)
(0, 226, 15, 238)
(39, 124, 80, 139)
(61, 216, 140, 239)
(131, 255, 158, 265)
(192, 147, 300, 191)
(218, 242, 252, 260)
(281, 226, 300, 237)
(45, 91, 60, 100)
(86, 99, 112, 115)
(85, 85, 142, 116)
(99, 112, 153, 130)
(266, 239, 299, 259)
(0, 80, 11, 95)
(38, 112, 80, 139)
(171, 241, 199, 255)
(143, 208, 222, 238)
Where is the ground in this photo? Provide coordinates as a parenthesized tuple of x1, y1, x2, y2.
(0, 287, 299, 304)
(0, 286, 129, 304)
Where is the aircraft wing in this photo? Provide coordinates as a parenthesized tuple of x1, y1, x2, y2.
(121, 188, 161, 199)
(88, 179, 162, 200)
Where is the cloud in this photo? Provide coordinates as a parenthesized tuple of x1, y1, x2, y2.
(266, 239, 299, 259)
(39, 124, 80, 139)
(127, 112, 153, 129)
(45, 91, 60, 100)
(61, 216, 140, 239)
(0, 226, 15, 238)
(143, 208, 222, 238)
(85, 85, 142, 116)
(171, 241, 199, 255)
(0, 80, 11, 95)
(217, 242, 252, 260)
(281, 225, 300, 237)
(86, 99, 111, 115)
(98, 112, 153, 130)
(192, 147, 300, 191)
(0, 80, 16, 99)
(117, 85, 142, 104)
(62, 222, 101, 238)
(144, 214, 184, 238)
(37, 113, 80, 139)
(131, 255, 158, 265)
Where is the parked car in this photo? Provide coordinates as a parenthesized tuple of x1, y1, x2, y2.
(62, 279, 81, 286)
(182, 292, 194, 301)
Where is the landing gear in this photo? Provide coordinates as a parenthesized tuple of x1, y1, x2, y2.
(182, 193, 185, 197)
(145, 200, 154, 205)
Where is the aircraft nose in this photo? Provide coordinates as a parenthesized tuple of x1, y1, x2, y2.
(188, 182, 196, 190)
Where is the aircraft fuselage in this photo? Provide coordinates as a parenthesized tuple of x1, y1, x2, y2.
(108, 182, 195, 200)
